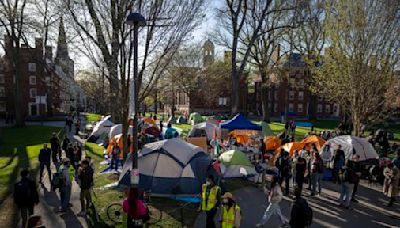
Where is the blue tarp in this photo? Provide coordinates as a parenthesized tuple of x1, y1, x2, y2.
(296, 121, 313, 127)
(220, 114, 262, 131)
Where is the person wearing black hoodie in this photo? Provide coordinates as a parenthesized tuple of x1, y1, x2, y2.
(14, 170, 39, 228)
(290, 187, 312, 228)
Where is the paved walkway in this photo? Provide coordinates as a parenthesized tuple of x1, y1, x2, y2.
(194, 180, 400, 228)
(17, 116, 88, 228)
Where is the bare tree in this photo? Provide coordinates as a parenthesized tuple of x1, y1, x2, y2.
(309, 0, 400, 136)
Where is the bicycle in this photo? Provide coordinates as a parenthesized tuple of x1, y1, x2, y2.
(106, 191, 162, 224)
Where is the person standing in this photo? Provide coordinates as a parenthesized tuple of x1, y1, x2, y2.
(256, 176, 288, 227)
(59, 158, 74, 212)
(13, 170, 39, 228)
(276, 151, 291, 196)
(220, 192, 241, 228)
(66, 143, 76, 170)
(311, 152, 324, 196)
(50, 133, 60, 164)
(290, 187, 312, 228)
(78, 160, 94, 216)
(201, 175, 221, 228)
(61, 136, 70, 159)
(338, 160, 355, 209)
(292, 151, 300, 188)
(332, 145, 345, 184)
(75, 119, 81, 135)
(111, 143, 121, 172)
(74, 143, 82, 166)
(383, 163, 399, 207)
(351, 154, 362, 203)
(39, 144, 52, 184)
(295, 154, 307, 191)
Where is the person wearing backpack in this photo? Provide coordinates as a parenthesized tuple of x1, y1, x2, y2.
(256, 176, 289, 227)
(59, 158, 74, 212)
(290, 187, 312, 228)
(338, 160, 355, 209)
(13, 169, 39, 228)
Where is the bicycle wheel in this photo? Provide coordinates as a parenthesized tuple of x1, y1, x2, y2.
(106, 202, 124, 224)
(147, 204, 162, 224)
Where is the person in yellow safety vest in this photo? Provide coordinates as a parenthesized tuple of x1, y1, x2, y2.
(220, 192, 241, 228)
(201, 175, 221, 228)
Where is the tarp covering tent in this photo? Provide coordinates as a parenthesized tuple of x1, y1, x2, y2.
(137, 138, 213, 195)
(189, 112, 203, 125)
(188, 122, 207, 138)
(229, 130, 261, 144)
(320, 135, 378, 162)
(261, 121, 274, 137)
(220, 114, 262, 131)
(90, 115, 114, 137)
(106, 134, 124, 159)
(264, 136, 281, 151)
(301, 135, 326, 151)
(109, 124, 134, 139)
(218, 150, 256, 178)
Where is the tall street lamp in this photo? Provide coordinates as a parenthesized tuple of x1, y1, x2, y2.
(126, 12, 146, 187)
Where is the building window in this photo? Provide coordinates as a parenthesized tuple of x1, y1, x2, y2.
(325, 104, 331, 113)
(289, 90, 295, 100)
(318, 96, 323, 102)
(317, 104, 323, 113)
(289, 103, 294, 112)
(274, 103, 278, 113)
(0, 74, 4, 83)
(29, 76, 36, 85)
(298, 104, 303, 113)
(28, 63, 36, 72)
(29, 88, 37, 98)
(298, 79, 305, 87)
(274, 90, 278, 100)
(0, 101, 6, 112)
(289, 78, 296, 87)
(0, 86, 5, 97)
(298, 91, 304, 101)
(218, 97, 228, 106)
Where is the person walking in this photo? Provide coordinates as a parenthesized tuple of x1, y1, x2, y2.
(338, 160, 355, 209)
(74, 142, 82, 167)
(276, 151, 291, 196)
(219, 192, 241, 228)
(122, 187, 149, 227)
(78, 160, 94, 216)
(75, 119, 81, 135)
(332, 145, 345, 184)
(111, 143, 121, 172)
(351, 154, 362, 203)
(383, 163, 399, 207)
(311, 152, 324, 196)
(256, 176, 288, 227)
(66, 143, 76, 169)
(13, 170, 39, 228)
(289, 187, 312, 228)
(50, 133, 60, 164)
(59, 158, 74, 212)
(39, 144, 52, 184)
(200, 175, 221, 228)
(61, 136, 70, 159)
(295, 154, 307, 191)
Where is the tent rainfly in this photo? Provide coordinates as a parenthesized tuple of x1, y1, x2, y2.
(218, 150, 256, 178)
(220, 114, 262, 131)
(90, 115, 114, 137)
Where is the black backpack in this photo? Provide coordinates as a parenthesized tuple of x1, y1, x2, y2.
(14, 180, 32, 206)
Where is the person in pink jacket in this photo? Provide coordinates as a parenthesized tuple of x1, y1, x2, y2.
(122, 188, 149, 227)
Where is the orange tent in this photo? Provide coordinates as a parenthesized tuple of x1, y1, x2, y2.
(142, 117, 156, 125)
(229, 130, 260, 144)
(106, 134, 124, 159)
(269, 142, 305, 165)
(301, 135, 326, 151)
(264, 136, 281, 151)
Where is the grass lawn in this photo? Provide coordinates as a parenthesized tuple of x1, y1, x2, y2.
(172, 123, 192, 136)
(0, 126, 63, 227)
(84, 113, 102, 123)
(85, 142, 199, 228)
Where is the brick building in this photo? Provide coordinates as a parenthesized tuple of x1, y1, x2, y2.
(251, 53, 339, 120)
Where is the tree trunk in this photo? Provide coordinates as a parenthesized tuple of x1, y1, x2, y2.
(260, 84, 270, 123)
(11, 41, 24, 126)
(308, 94, 317, 121)
(231, 38, 239, 115)
(352, 113, 361, 137)
(108, 76, 120, 122)
(154, 92, 158, 114)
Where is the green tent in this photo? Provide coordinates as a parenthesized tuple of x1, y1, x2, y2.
(189, 112, 203, 124)
(261, 121, 274, 137)
(218, 150, 252, 166)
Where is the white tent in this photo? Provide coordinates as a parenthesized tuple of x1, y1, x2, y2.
(90, 115, 114, 137)
(320, 135, 378, 162)
(109, 124, 134, 139)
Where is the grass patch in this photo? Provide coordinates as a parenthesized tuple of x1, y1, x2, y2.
(173, 124, 192, 136)
(85, 142, 199, 227)
(0, 126, 63, 227)
(84, 113, 102, 123)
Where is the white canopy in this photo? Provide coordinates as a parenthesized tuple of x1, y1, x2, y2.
(320, 135, 378, 162)
(91, 115, 114, 137)
(109, 124, 134, 139)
